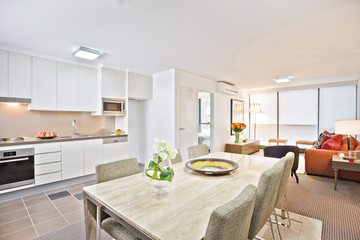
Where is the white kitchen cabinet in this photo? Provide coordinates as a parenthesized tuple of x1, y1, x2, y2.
(103, 138, 129, 163)
(79, 66, 97, 111)
(128, 72, 152, 100)
(102, 67, 126, 99)
(0, 49, 8, 97)
(8, 52, 31, 98)
(57, 62, 79, 111)
(32, 57, 57, 110)
(84, 139, 103, 175)
(114, 70, 127, 99)
(34, 143, 62, 186)
(61, 141, 84, 180)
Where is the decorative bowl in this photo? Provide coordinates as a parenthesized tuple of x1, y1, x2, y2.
(185, 158, 239, 175)
(113, 130, 123, 135)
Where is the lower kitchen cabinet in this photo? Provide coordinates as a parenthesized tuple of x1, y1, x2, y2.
(61, 141, 84, 180)
(84, 139, 103, 175)
(103, 140, 129, 163)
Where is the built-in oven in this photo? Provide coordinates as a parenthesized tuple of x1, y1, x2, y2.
(0, 148, 35, 191)
(103, 98, 126, 116)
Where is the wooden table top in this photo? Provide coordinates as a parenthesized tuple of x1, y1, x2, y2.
(83, 152, 279, 240)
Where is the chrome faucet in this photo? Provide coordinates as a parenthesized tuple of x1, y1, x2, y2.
(72, 120, 80, 136)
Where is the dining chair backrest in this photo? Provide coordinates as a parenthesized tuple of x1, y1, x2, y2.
(263, 145, 299, 172)
(248, 159, 285, 239)
(188, 144, 209, 159)
(205, 184, 258, 240)
(96, 158, 139, 183)
(171, 149, 183, 164)
(275, 152, 294, 204)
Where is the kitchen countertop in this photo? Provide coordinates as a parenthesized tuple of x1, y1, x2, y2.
(0, 134, 128, 147)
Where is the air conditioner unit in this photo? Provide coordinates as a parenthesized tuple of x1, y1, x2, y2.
(217, 82, 238, 95)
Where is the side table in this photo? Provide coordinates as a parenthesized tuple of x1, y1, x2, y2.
(332, 155, 360, 190)
(225, 140, 260, 155)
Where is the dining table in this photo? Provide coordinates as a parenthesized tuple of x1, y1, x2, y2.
(83, 151, 280, 240)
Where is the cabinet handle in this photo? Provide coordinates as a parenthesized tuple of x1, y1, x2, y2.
(180, 128, 185, 130)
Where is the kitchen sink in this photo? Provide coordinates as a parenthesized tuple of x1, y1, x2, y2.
(58, 135, 94, 139)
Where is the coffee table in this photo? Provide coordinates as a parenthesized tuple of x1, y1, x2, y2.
(225, 140, 260, 155)
(332, 155, 360, 190)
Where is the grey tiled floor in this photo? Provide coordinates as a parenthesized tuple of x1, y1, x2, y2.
(0, 180, 96, 240)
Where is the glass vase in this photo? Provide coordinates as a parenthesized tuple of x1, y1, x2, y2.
(234, 132, 240, 144)
(143, 154, 174, 197)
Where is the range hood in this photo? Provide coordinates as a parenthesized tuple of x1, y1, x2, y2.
(0, 97, 31, 104)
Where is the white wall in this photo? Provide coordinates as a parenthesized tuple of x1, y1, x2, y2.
(175, 69, 249, 158)
(143, 69, 176, 163)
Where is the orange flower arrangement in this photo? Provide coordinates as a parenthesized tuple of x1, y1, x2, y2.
(231, 122, 246, 133)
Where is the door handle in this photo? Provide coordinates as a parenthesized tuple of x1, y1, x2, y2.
(179, 128, 185, 130)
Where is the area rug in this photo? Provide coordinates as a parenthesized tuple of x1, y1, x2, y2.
(283, 174, 360, 240)
(32, 220, 112, 240)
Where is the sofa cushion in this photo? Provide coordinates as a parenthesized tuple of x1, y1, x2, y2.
(339, 135, 358, 151)
(321, 135, 343, 150)
(314, 131, 335, 149)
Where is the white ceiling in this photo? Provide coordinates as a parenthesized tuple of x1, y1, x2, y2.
(1, 0, 360, 90)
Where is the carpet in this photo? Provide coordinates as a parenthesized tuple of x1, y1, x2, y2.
(32, 220, 113, 240)
(283, 174, 360, 240)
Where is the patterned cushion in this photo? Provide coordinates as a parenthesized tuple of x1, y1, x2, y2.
(314, 132, 335, 149)
(321, 135, 343, 150)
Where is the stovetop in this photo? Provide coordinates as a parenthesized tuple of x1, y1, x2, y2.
(0, 137, 31, 143)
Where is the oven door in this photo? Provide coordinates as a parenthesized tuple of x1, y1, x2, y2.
(0, 156, 35, 190)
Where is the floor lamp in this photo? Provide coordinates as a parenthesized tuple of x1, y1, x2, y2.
(250, 103, 262, 140)
(335, 120, 360, 160)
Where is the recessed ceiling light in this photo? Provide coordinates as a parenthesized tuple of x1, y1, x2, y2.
(73, 46, 101, 60)
(274, 76, 293, 83)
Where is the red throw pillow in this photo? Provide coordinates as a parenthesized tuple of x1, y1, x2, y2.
(314, 131, 335, 149)
(323, 130, 335, 135)
(339, 135, 358, 151)
(321, 135, 343, 150)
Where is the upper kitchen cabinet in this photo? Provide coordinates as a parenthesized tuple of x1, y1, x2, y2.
(32, 57, 57, 110)
(79, 66, 97, 111)
(57, 62, 79, 111)
(0, 51, 32, 98)
(0, 49, 8, 97)
(128, 72, 153, 100)
(102, 67, 126, 99)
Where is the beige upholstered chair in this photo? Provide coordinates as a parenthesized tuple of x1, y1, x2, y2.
(248, 159, 285, 240)
(96, 158, 139, 183)
(205, 184, 257, 240)
(89, 158, 140, 240)
(273, 152, 295, 229)
(171, 149, 183, 164)
(188, 144, 209, 159)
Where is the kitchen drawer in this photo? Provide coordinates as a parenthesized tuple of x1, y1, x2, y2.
(35, 162, 61, 176)
(35, 172, 61, 186)
(34, 143, 61, 154)
(35, 152, 61, 165)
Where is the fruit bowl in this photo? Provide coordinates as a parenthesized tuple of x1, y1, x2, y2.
(36, 131, 57, 139)
(113, 129, 123, 135)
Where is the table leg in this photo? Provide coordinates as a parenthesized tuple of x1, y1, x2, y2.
(96, 206, 101, 240)
(83, 194, 90, 240)
(280, 195, 286, 219)
(334, 169, 339, 190)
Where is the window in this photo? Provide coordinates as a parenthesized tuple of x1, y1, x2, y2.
(279, 89, 318, 145)
(250, 92, 277, 145)
(319, 85, 357, 133)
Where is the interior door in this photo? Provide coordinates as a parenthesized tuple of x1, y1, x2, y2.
(178, 86, 197, 160)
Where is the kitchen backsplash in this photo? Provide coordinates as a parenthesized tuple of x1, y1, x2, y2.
(0, 103, 115, 137)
